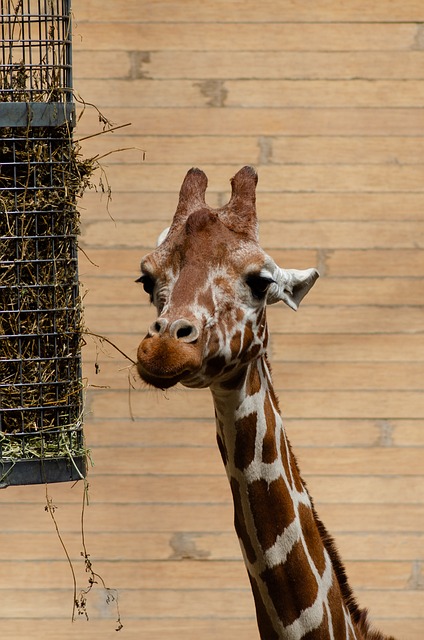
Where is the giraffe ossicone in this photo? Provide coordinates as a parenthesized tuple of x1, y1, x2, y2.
(136, 166, 396, 640)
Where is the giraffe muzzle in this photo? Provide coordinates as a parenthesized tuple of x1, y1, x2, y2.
(137, 318, 202, 389)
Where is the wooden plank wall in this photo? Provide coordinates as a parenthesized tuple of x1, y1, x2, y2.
(1, 1, 424, 638)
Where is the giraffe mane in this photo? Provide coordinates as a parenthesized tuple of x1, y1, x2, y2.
(265, 354, 395, 640)
(292, 454, 396, 640)
(312, 505, 395, 640)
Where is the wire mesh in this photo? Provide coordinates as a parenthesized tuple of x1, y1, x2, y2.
(0, 0, 86, 484)
(0, 0, 72, 102)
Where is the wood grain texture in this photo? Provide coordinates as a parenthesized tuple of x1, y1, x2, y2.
(3, 1, 423, 638)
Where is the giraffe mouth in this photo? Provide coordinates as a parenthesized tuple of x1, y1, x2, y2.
(136, 334, 202, 389)
(136, 361, 190, 390)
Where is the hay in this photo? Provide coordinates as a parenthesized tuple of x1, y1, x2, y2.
(0, 123, 94, 459)
(0, 3, 95, 463)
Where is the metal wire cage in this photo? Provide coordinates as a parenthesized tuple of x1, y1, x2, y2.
(0, 0, 86, 486)
(1, 0, 72, 101)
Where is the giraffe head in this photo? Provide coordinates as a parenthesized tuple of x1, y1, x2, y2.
(136, 166, 319, 390)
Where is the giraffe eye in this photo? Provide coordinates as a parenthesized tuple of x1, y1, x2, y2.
(246, 274, 275, 300)
(136, 273, 156, 299)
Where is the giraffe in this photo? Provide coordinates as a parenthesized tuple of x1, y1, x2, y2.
(136, 166, 396, 640)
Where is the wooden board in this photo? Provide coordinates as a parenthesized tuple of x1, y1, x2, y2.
(3, 1, 423, 638)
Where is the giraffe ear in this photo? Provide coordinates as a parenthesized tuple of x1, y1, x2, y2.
(264, 257, 319, 310)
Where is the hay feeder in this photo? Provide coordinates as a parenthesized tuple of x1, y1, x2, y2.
(0, 0, 87, 486)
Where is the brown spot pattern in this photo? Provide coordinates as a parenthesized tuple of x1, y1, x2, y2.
(242, 321, 254, 351)
(230, 331, 242, 357)
(302, 607, 329, 640)
(256, 309, 267, 339)
(234, 411, 257, 471)
(230, 477, 257, 565)
(327, 580, 351, 639)
(248, 477, 296, 552)
(279, 429, 295, 491)
(248, 342, 262, 361)
(261, 539, 319, 628)
(247, 362, 261, 395)
(267, 381, 281, 414)
(298, 503, 327, 577)
(291, 455, 306, 493)
(248, 575, 280, 640)
(262, 392, 278, 464)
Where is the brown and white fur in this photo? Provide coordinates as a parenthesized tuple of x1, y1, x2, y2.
(136, 166, 396, 640)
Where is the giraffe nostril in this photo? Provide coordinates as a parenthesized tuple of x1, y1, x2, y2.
(176, 325, 194, 340)
(170, 319, 199, 343)
(149, 318, 168, 336)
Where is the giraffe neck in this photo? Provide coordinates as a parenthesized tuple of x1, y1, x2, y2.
(211, 356, 359, 640)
